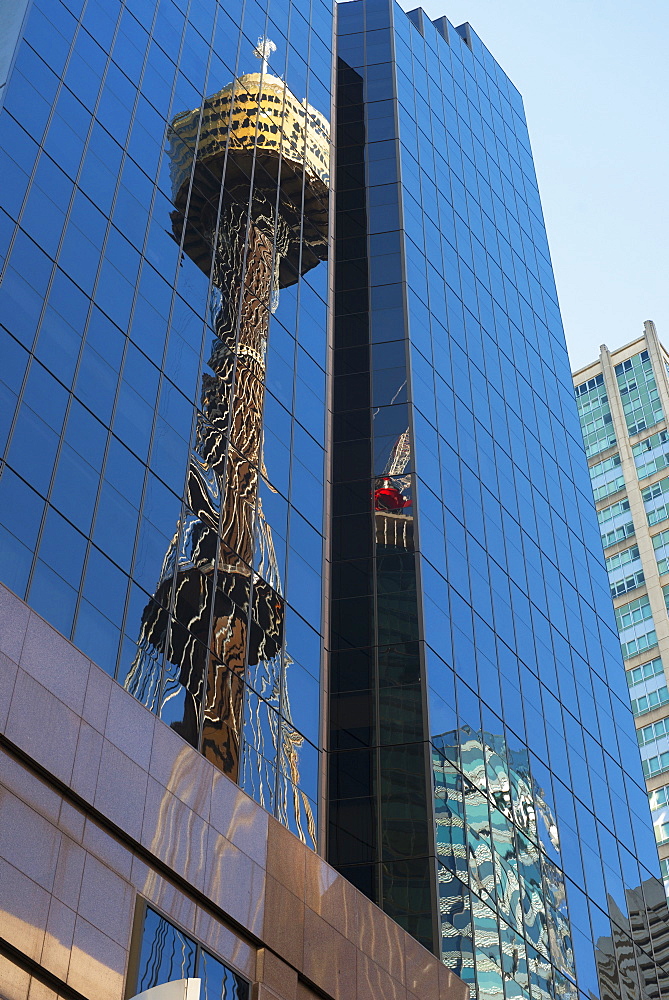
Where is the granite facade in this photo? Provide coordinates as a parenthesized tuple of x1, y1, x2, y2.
(0, 581, 468, 1000)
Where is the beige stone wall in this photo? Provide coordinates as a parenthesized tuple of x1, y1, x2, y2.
(0, 582, 467, 1000)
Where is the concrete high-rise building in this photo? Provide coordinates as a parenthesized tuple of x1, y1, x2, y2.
(574, 321, 669, 898)
(0, 0, 667, 998)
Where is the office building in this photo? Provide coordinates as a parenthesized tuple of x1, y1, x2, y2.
(0, 1, 450, 997)
(330, 5, 669, 997)
(574, 321, 669, 898)
(0, 0, 666, 998)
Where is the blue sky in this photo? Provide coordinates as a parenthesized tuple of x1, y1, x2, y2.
(397, 0, 669, 373)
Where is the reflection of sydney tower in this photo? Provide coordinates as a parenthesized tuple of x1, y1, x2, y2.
(126, 40, 329, 781)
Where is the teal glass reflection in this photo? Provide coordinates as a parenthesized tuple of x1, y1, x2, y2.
(432, 727, 576, 999)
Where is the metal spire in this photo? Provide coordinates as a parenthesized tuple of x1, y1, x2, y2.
(253, 36, 276, 75)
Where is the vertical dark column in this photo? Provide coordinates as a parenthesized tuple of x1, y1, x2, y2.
(329, 37, 436, 950)
(329, 55, 377, 901)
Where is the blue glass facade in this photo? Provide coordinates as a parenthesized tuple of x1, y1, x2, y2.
(1, 0, 668, 998)
(133, 903, 249, 997)
(330, 1, 669, 996)
(0, 0, 332, 846)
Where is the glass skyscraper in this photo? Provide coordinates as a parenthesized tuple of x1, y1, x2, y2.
(0, 0, 666, 998)
(0, 0, 331, 847)
(330, 1, 669, 996)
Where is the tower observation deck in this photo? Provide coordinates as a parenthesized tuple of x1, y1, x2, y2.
(126, 43, 329, 822)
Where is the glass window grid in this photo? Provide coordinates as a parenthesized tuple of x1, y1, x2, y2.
(574, 374, 616, 458)
(638, 717, 669, 748)
(622, 629, 658, 661)
(643, 751, 669, 779)
(0, 0, 332, 847)
(432, 730, 576, 998)
(633, 428, 669, 480)
(135, 903, 249, 997)
(654, 529, 669, 576)
(589, 452, 625, 502)
(615, 350, 663, 437)
(642, 475, 669, 527)
(340, 7, 669, 996)
(627, 656, 664, 689)
(631, 683, 669, 719)
(615, 594, 653, 632)
(606, 543, 641, 576)
(610, 570, 645, 599)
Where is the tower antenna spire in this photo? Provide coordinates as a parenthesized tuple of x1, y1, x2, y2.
(254, 35, 276, 75)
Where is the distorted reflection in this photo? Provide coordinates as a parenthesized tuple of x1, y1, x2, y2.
(374, 420, 412, 552)
(594, 878, 669, 1000)
(125, 39, 328, 845)
(433, 727, 576, 1000)
(136, 905, 249, 999)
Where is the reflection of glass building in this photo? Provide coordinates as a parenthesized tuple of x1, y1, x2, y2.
(0, 0, 668, 999)
(123, 48, 329, 847)
(592, 876, 669, 1000)
(0, 0, 330, 849)
(432, 728, 575, 1000)
(573, 323, 669, 902)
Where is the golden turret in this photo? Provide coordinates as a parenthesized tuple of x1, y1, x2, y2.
(169, 48, 330, 283)
(129, 43, 330, 805)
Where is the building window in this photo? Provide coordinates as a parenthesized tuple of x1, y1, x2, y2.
(638, 717, 669, 748)
(656, 821, 669, 846)
(575, 374, 617, 458)
(628, 656, 664, 687)
(607, 544, 642, 575)
(660, 859, 669, 900)
(133, 905, 249, 999)
(643, 752, 669, 779)
(601, 521, 635, 548)
(615, 594, 653, 631)
(621, 630, 658, 660)
(610, 570, 645, 599)
(654, 820, 669, 846)
(598, 497, 635, 548)
(649, 784, 669, 810)
(653, 529, 669, 576)
(642, 475, 669, 527)
(650, 785, 669, 846)
(589, 453, 625, 501)
(628, 650, 669, 721)
(607, 544, 644, 597)
(633, 428, 669, 480)
(631, 684, 669, 718)
(615, 350, 663, 436)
